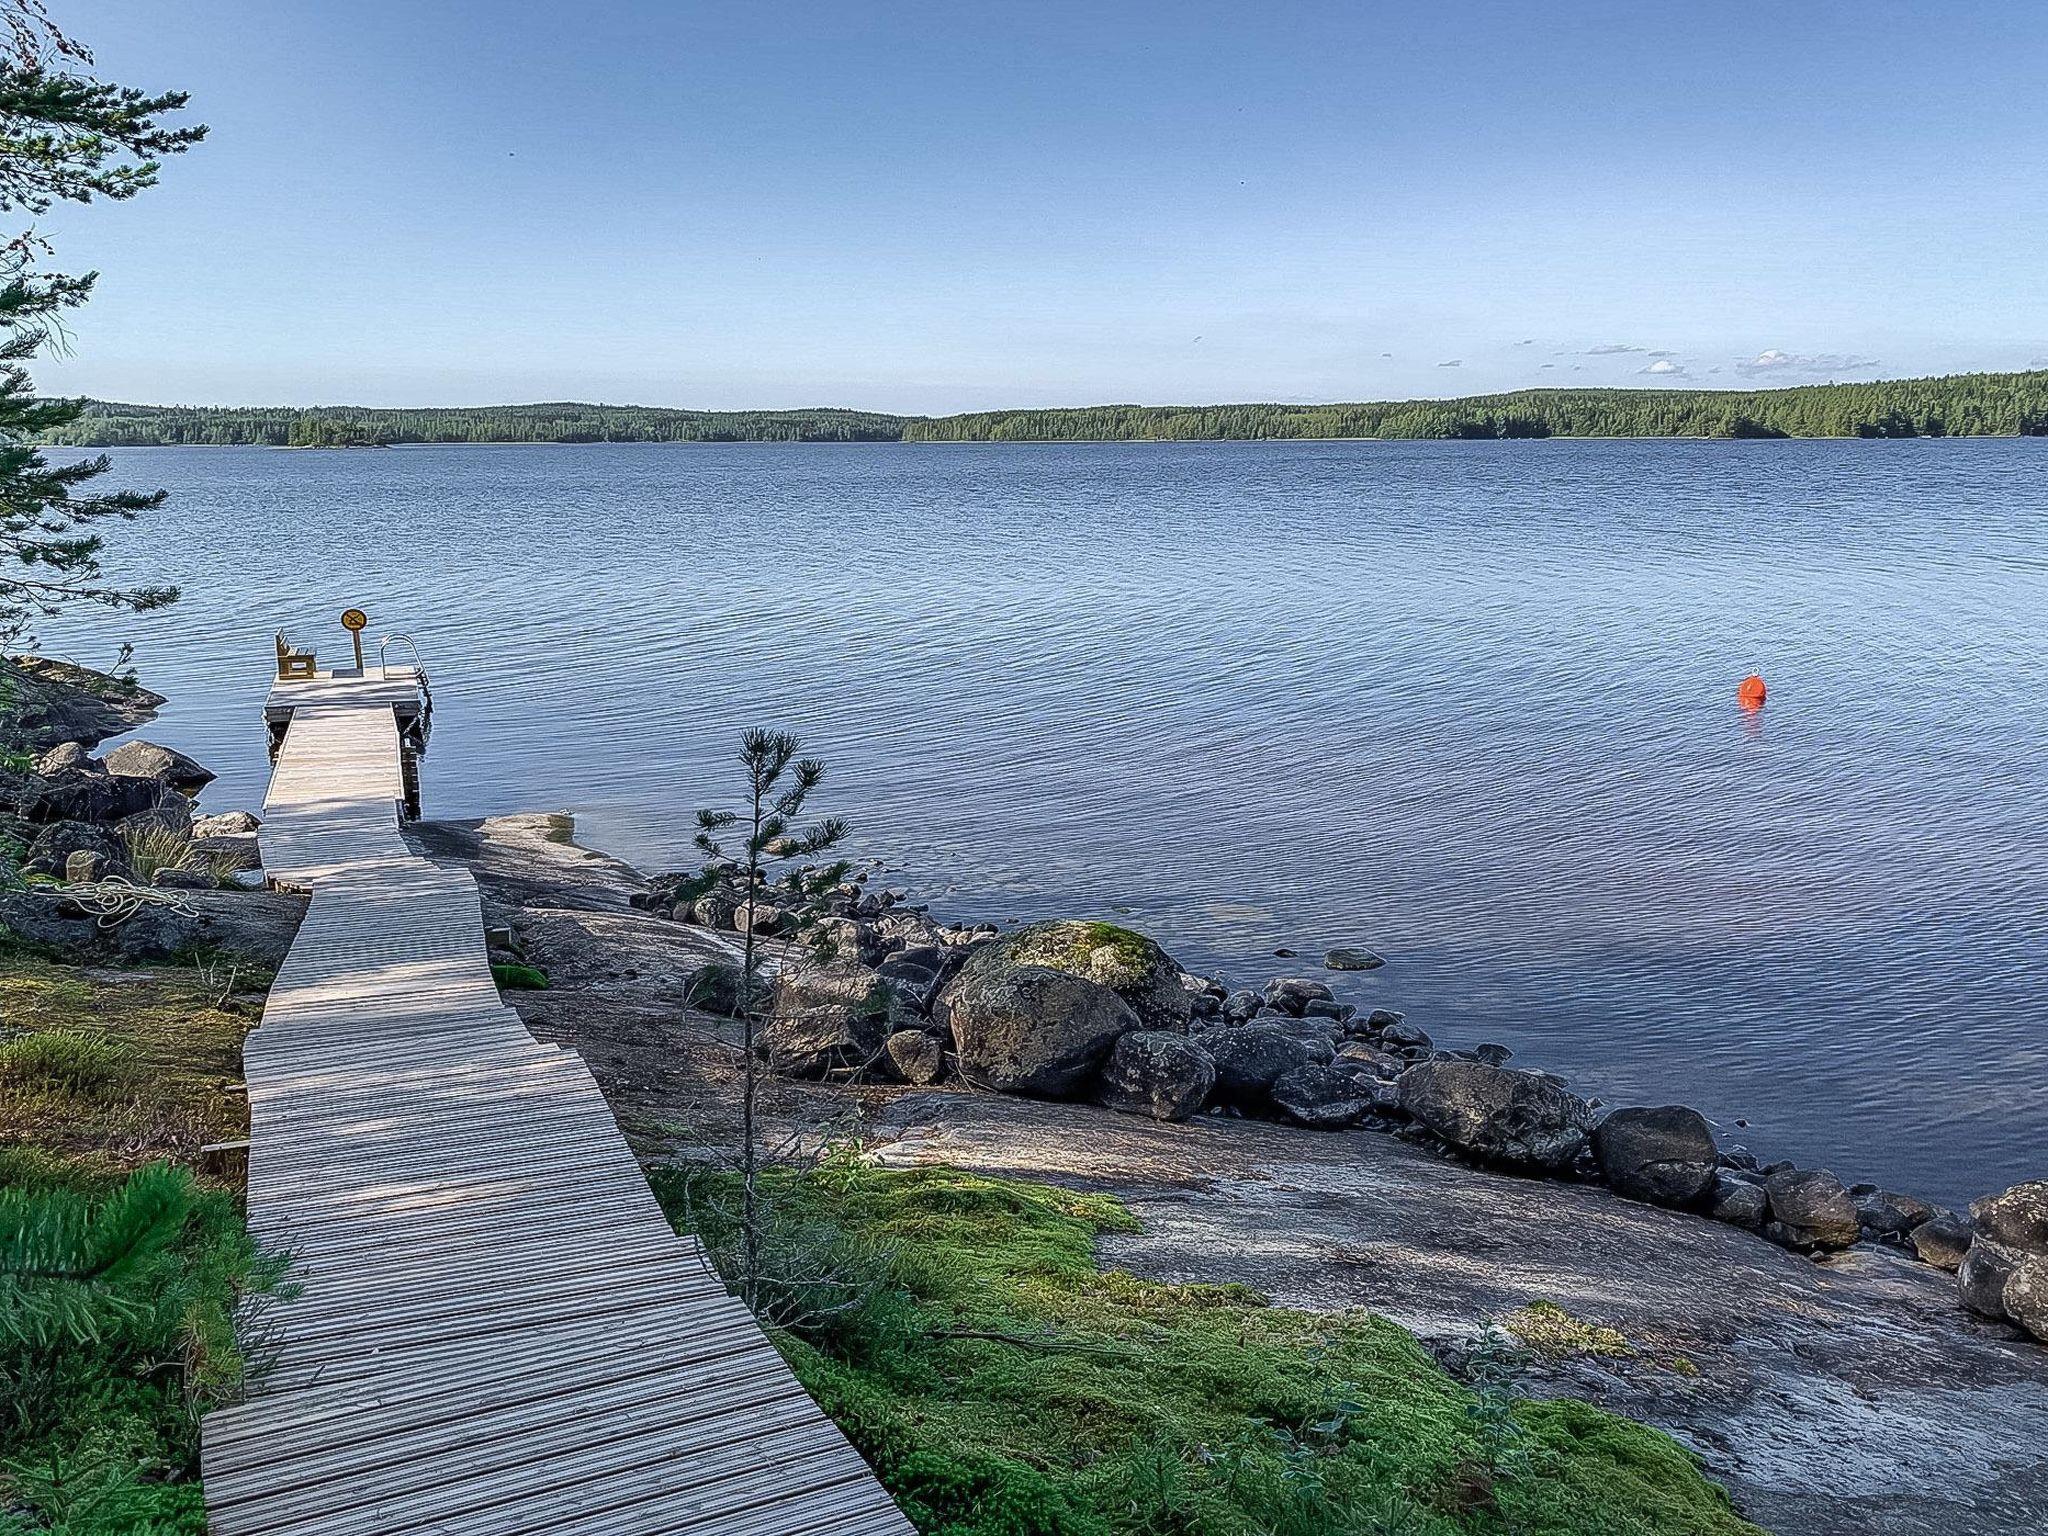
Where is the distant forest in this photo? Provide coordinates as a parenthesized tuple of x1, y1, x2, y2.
(39, 370, 2048, 447)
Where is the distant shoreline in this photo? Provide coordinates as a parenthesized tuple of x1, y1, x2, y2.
(37, 367, 2048, 447)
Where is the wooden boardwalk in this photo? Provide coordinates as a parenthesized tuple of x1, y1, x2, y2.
(201, 663, 912, 1536)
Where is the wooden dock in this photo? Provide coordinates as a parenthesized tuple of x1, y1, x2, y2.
(201, 661, 912, 1536)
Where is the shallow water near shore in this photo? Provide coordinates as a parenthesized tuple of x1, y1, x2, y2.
(41, 437, 2048, 1206)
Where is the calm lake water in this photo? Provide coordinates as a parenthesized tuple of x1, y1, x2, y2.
(42, 439, 2048, 1206)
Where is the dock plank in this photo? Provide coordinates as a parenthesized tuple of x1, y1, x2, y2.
(201, 664, 909, 1535)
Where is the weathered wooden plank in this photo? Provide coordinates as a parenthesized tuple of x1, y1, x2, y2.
(203, 664, 910, 1536)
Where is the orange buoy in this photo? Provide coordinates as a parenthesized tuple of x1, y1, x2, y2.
(1737, 674, 1767, 710)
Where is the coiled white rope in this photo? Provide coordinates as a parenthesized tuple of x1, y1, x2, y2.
(62, 876, 202, 930)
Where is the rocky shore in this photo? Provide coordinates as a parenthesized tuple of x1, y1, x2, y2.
(631, 854, 2048, 1350)
(422, 812, 2048, 1536)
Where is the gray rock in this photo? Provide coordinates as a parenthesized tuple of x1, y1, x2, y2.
(1271, 1064, 1372, 1130)
(64, 849, 112, 883)
(0, 657, 163, 753)
(0, 887, 303, 968)
(762, 962, 903, 1076)
(1261, 977, 1334, 1017)
(33, 741, 89, 775)
(731, 900, 791, 937)
(1097, 1030, 1215, 1122)
(121, 793, 194, 841)
(685, 961, 771, 1017)
(1959, 1239, 2018, 1321)
(1333, 1041, 1404, 1078)
(1471, 1041, 1514, 1066)
(1971, 1181, 2048, 1256)
(17, 758, 159, 825)
(1762, 1169, 1862, 1252)
(1323, 946, 1385, 971)
(1593, 1105, 1718, 1208)
(884, 1029, 946, 1085)
(1856, 1188, 1937, 1243)
(189, 832, 261, 872)
(690, 891, 738, 929)
(1221, 989, 1261, 1023)
(936, 963, 1139, 1098)
(1707, 1171, 1768, 1229)
(22, 820, 127, 879)
(1396, 1060, 1595, 1173)
(1910, 1212, 1975, 1271)
(102, 738, 216, 791)
(151, 867, 212, 889)
(1200, 1023, 1319, 1112)
(1380, 1020, 1433, 1053)
(192, 810, 260, 837)
(952, 919, 1190, 1033)
(2003, 1255, 2048, 1344)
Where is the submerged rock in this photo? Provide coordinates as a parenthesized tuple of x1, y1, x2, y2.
(937, 962, 1139, 1098)
(1594, 1105, 1719, 1208)
(1396, 1060, 1594, 1173)
(1097, 1030, 1215, 1122)
(1323, 946, 1385, 971)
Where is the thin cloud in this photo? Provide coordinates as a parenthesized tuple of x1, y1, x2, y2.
(1517, 339, 1536, 346)
(1735, 348, 1881, 378)
(2028, 356, 2048, 369)
(1645, 349, 1675, 359)
(1640, 358, 1686, 376)
(1586, 343, 1645, 355)
(1437, 359, 1462, 367)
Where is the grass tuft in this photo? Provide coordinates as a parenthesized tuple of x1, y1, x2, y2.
(0, 1029, 137, 1097)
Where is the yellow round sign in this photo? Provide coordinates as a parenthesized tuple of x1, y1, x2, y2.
(340, 608, 369, 632)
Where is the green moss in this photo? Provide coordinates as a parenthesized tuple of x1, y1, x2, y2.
(490, 961, 549, 991)
(1008, 920, 1160, 991)
(1504, 1301, 1635, 1360)
(653, 1161, 1760, 1536)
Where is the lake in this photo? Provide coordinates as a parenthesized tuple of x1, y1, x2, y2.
(40, 438, 2048, 1207)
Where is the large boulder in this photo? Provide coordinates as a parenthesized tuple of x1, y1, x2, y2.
(686, 961, 772, 1017)
(1593, 1105, 1718, 1207)
(1959, 1240, 2019, 1321)
(969, 920, 1191, 1032)
(1271, 1064, 1372, 1130)
(1096, 1030, 1215, 1122)
(102, 739, 215, 792)
(1199, 1024, 1318, 1112)
(0, 657, 163, 753)
(15, 756, 158, 825)
(760, 961, 900, 1076)
(936, 963, 1138, 1098)
(192, 810, 260, 837)
(1396, 1060, 1594, 1173)
(1961, 1182, 2048, 1340)
(1971, 1182, 2048, 1256)
(1762, 1169, 1862, 1252)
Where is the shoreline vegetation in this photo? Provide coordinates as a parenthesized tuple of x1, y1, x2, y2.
(35, 368, 2048, 447)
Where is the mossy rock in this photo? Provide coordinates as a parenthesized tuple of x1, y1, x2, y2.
(490, 961, 549, 991)
(971, 919, 1190, 1032)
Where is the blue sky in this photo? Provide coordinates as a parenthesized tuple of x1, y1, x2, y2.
(32, 0, 2048, 412)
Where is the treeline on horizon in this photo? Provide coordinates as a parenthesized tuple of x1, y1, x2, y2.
(38, 369, 2048, 447)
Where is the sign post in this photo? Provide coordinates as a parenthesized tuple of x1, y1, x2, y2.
(341, 608, 369, 673)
